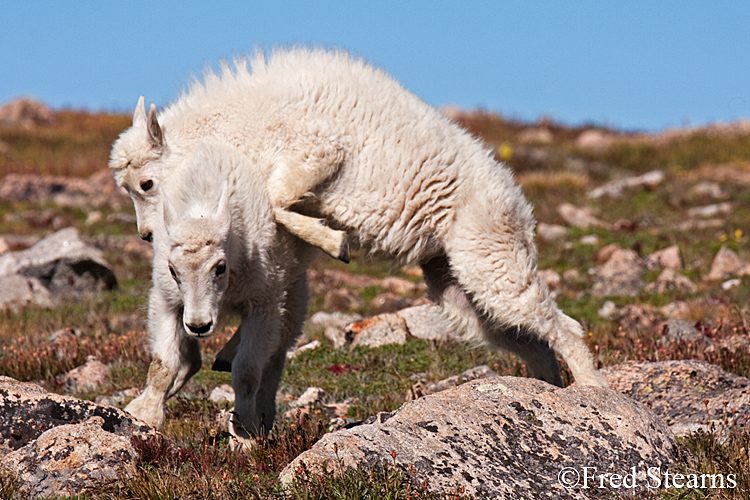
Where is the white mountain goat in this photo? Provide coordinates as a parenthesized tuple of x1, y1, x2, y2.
(114, 47, 607, 435)
(125, 142, 314, 436)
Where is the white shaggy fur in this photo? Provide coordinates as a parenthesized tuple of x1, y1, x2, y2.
(117, 47, 607, 434)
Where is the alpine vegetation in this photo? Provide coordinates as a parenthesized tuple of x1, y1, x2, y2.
(114, 47, 607, 441)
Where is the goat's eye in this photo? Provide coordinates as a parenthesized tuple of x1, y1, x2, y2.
(215, 261, 226, 277)
(140, 180, 154, 192)
(169, 266, 180, 283)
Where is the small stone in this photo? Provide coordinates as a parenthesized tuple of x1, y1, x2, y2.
(707, 245, 747, 281)
(645, 269, 697, 294)
(349, 313, 410, 348)
(598, 300, 618, 320)
(578, 234, 600, 246)
(687, 202, 732, 219)
(209, 384, 235, 403)
(287, 340, 321, 359)
(323, 288, 364, 312)
(644, 245, 683, 270)
(60, 356, 111, 395)
(535, 223, 567, 242)
(557, 203, 608, 229)
(369, 292, 408, 314)
(592, 248, 645, 297)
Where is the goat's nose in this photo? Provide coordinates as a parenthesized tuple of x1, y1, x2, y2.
(186, 321, 213, 336)
(141, 232, 153, 243)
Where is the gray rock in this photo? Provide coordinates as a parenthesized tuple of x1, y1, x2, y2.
(592, 248, 645, 297)
(603, 360, 750, 439)
(644, 245, 683, 270)
(350, 313, 410, 348)
(2, 416, 137, 499)
(346, 304, 458, 348)
(657, 319, 711, 347)
(588, 170, 664, 199)
(687, 202, 732, 219)
(281, 377, 676, 499)
(536, 223, 568, 242)
(557, 203, 608, 229)
(0, 228, 117, 310)
(645, 269, 697, 294)
(0, 273, 53, 311)
(59, 356, 111, 395)
(706, 245, 749, 281)
(0, 376, 157, 498)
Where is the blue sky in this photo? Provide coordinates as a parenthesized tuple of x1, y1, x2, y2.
(1, 1, 748, 131)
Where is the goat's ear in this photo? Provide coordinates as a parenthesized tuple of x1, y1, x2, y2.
(147, 103, 164, 148)
(160, 187, 178, 235)
(133, 96, 147, 127)
(214, 182, 231, 238)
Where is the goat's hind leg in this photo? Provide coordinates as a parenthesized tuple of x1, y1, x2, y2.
(441, 223, 607, 387)
(421, 254, 563, 387)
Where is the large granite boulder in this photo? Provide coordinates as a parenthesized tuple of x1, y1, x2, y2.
(281, 377, 676, 499)
(0, 227, 117, 310)
(0, 376, 156, 498)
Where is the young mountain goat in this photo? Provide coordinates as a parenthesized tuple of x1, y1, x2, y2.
(116, 47, 607, 438)
(125, 142, 314, 438)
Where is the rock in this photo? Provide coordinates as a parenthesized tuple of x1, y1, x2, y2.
(324, 326, 350, 349)
(645, 269, 697, 294)
(323, 288, 364, 312)
(60, 356, 111, 395)
(588, 170, 665, 199)
(287, 340, 321, 359)
(557, 203, 608, 229)
(722, 278, 742, 290)
(0, 273, 53, 311)
(209, 384, 235, 404)
(309, 269, 380, 290)
(689, 182, 727, 200)
(349, 313, 410, 348)
(517, 127, 553, 145)
(2, 416, 137, 499)
(603, 360, 750, 439)
(0, 227, 117, 310)
(617, 304, 660, 332)
(0, 97, 54, 128)
(281, 377, 676, 499)
(346, 305, 457, 348)
(381, 276, 423, 295)
(578, 234, 600, 246)
(707, 245, 749, 281)
(94, 388, 140, 408)
(308, 311, 363, 330)
(687, 202, 732, 219)
(369, 292, 408, 314)
(0, 237, 8, 255)
(0, 376, 155, 456)
(575, 129, 615, 151)
(674, 218, 725, 232)
(591, 248, 645, 297)
(657, 319, 711, 347)
(536, 223, 567, 242)
(597, 300, 618, 320)
(417, 365, 499, 397)
(0, 376, 157, 497)
(537, 269, 561, 291)
(592, 243, 622, 263)
(644, 245, 683, 270)
(283, 387, 352, 422)
(0, 171, 128, 209)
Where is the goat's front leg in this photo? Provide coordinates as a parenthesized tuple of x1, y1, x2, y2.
(125, 290, 201, 429)
(273, 208, 349, 263)
(228, 305, 283, 447)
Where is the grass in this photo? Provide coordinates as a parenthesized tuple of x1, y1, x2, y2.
(2, 107, 750, 498)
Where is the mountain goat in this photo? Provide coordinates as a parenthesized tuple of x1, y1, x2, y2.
(114, 47, 607, 437)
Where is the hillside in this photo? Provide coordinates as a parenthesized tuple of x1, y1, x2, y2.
(1, 98, 749, 498)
